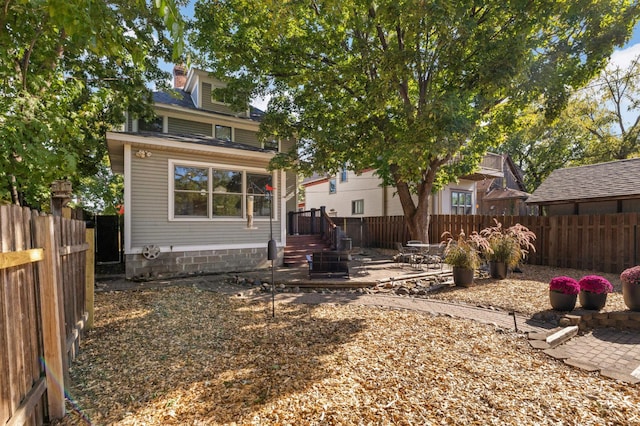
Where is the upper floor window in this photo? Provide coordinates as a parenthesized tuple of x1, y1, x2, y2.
(139, 116, 163, 132)
(215, 125, 232, 141)
(340, 167, 348, 182)
(263, 139, 279, 152)
(451, 190, 473, 215)
(329, 178, 337, 194)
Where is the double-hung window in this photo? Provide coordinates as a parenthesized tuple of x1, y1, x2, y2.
(172, 161, 273, 220)
(451, 190, 473, 215)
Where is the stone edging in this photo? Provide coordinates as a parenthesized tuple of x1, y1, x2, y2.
(558, 310, 640, 330)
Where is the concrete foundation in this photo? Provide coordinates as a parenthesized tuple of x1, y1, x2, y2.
(125, 247, 283, 280)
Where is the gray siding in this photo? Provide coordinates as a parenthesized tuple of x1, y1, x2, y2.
(235, 128, 260, 147)
(281, 138, 296, 152)
(201, 82, 241, 116)
(129, 149, 280, 248)
(168, 117, 212, 136)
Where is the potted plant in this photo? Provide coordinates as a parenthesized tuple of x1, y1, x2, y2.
(441, 230, 488, 287)
(548, 276, 580, 311)
(578, 275, 613, 310)
(479, 219, 536, 279)
(620, 266, 640, 311)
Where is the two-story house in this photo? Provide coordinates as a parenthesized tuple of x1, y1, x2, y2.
(302, 154, 504, 217)
(106, 66, 297, 279)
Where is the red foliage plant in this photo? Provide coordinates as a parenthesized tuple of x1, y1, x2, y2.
(549, 276, 580, 295)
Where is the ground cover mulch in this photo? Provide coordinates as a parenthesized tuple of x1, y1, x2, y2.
(426, 266, 627, 316)
(57, 265, 639, 425)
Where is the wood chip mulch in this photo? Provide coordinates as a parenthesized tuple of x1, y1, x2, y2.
(57, 265, 639, 425)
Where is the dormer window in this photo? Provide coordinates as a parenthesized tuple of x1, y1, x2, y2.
(215, 125, 232, 141)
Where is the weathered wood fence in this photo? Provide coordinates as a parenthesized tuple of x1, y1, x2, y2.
(340, 213, 640, 274)
(1, 205, 91, 425)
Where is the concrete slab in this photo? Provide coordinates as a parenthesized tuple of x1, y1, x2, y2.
(564, 358, 600, 372)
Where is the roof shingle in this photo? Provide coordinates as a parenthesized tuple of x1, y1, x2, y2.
(527, 158, 640, 204)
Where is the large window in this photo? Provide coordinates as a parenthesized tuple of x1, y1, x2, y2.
(215, 125, 232, 141)
(172, 162, 272, 219)
(247, 173, 272, 217)
(211, 170, 242, 216)
(174, 166, 209, 217)
(451, 190, 473, 215)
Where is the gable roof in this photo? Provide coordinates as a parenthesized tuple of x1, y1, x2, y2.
(527, 158, 640, 205)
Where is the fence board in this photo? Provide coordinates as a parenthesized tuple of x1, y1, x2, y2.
(354, 212, 640, 273)
(1, 207, 87, 425)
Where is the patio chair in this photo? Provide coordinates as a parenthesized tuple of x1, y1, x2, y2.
(394, 242, 412, 265)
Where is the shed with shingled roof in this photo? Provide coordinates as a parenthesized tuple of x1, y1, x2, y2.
(526, 158, 640, 215)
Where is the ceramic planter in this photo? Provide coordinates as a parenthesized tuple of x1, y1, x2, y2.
(622, 281, 640, 311)
(579, 290, 608, 311)
(489, 261, 507, 279)
(452, 267, 474, 287)
(549, 290, 577, 311)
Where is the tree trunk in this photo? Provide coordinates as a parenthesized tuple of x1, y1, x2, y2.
(9, 174, 21, 206)
(393, 166, 436, 244)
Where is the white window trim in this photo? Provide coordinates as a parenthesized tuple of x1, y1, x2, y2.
(168, 159, 276, 222)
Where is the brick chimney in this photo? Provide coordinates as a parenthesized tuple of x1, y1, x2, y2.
(173, 64, 186, 89)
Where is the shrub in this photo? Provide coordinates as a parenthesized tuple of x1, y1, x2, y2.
(441, 230, 488, 270)
(479, 219, 537, 268)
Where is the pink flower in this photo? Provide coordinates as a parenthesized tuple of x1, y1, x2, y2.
(620, 266, 640, 286)
(549, 276, 580, 295)
(578, 275, 613, 294)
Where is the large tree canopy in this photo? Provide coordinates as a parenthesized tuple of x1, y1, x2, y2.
(192, 0, 638, 241)
(575, 54, 640, 162)
(502, 53, 640, 192)
(0, 0, 184, 211)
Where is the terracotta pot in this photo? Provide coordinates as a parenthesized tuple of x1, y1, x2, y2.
(579, 290, 608, 311)
(452, 267, 474, 287)
(622, 281, 640, 311)
(549, 290, 577, 311)
(489, 261, 507, 279)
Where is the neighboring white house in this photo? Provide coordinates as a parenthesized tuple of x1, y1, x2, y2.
(302, 154, 504, 217)
(106, 66, 297, 279)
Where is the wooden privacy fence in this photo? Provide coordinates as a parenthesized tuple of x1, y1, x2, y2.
(1, 205, 90, 425)
(346, 213, 640, 274)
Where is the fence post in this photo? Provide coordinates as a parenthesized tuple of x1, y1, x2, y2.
(85, 227, 95, 329)
(33, 215, 66, 420)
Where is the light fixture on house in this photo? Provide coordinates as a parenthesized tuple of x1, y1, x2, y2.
(135, 150, 152, 158)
